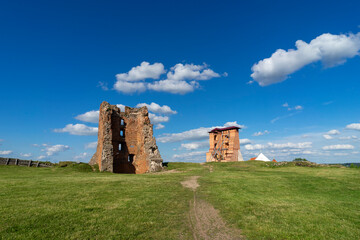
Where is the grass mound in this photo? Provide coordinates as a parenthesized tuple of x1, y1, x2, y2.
(57, 161, 94, 172)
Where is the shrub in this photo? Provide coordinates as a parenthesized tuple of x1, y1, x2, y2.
(58, 161, 75, 167)
(92, 164, 100, 172)
(72, 163, 93, 172)
(293, 158, 308, 162)
(57, 161, 93, 172)
(349, 163, 360, 168)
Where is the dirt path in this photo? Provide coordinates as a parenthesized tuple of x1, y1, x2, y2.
(181, 176, 244, 240)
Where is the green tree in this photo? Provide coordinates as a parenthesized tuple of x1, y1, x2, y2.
(293, 158, 308, 162)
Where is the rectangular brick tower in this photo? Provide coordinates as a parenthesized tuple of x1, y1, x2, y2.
(205, 126, 243, 162)
(89, 101, 163, 174)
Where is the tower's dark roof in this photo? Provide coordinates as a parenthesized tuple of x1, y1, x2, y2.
(209, 126, 240, 133)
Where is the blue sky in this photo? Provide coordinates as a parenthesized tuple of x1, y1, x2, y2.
(1, 0, 360, 163)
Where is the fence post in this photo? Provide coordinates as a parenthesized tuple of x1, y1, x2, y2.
(28, 160, 32, 167)
(36, 161, 40, 167)
(15, 159, 18, 165)
(6, 158, 10, 165)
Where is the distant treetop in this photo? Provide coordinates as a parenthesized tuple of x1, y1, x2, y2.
(293, 158, 309, 162)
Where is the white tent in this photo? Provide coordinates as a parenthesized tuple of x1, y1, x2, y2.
(255, 153, 271, 162)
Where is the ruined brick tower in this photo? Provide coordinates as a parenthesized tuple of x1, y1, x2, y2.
(205, 126, 244, 162)
(89, 101, 163, 174)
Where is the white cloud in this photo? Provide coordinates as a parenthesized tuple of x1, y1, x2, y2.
(42, 144, 70, 156)
(85, 142, 97, 149)
(148, 80, 197, 94)
(271, 112, 300, 123)
(166, 63, 220, 81)
(244, 144, 265, 150)
(20, 153, 32, 158)
(172, 151, 207, 161)
(223, 122, 245, 128)
(115, 62, 165, 82)
(322, 144, 355, 150)
(181, 141, 209, 150)
(251, 32, 360, 86)
(75, 110, 99, 123)
(148, 63, 220, 94)
(302, 150, 315, 155)
(148, 113, 169, 124)
(54, 124, 98, 136)
(116, 104, 126, 111)
(155, 124, 165, 130)
(158, 127, 210, 143)
(322, 130, 341, 140)
(346, 123, 360, 131)
(136, 102, 177, 114)
(334, 153, 349, 156)
(253, 130, 269, 136)
(283, 103, 303, 111)
(113, 62, 221, 95)
(157, 121, 245, 143)
(245, 142, 312, 151)
(267, 142, 312, 149)
(38, 155, 46, 160)
(98, 81, 109, 91)
(74, 152, 90, 161)
(114, 81, 146, 94)
(339, 135, 358, 140)
(323, 134, 334, 140)
(0, 150, 12, 155)
(240, 138, 252, 145)
(327, 129, 340, 135)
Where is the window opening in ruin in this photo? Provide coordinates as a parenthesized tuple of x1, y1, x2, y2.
(120, 130, 124, 137)
(214, 135, 217, 140)
(128, 154, 134, 163)
(121, 119, 124, 125)
(119, 143, 122, 151)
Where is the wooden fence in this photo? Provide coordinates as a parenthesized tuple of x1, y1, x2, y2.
(0, 157, 52, 168)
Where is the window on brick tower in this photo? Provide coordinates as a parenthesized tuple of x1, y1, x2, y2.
(119, 143, 122, 151)
(120, 130, 124, 137)
(121, 119, 124, 125)
(214, 135, 217, 140)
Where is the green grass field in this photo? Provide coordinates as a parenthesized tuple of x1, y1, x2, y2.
(0, 161, 359, 239)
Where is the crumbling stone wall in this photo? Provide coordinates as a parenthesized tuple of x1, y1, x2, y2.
(89, 101, 163, 174)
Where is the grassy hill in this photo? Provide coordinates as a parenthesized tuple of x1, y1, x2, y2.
(0, 161, 359, 239)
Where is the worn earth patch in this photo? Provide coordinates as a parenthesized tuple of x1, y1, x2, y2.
(181, 176, 244, 240)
